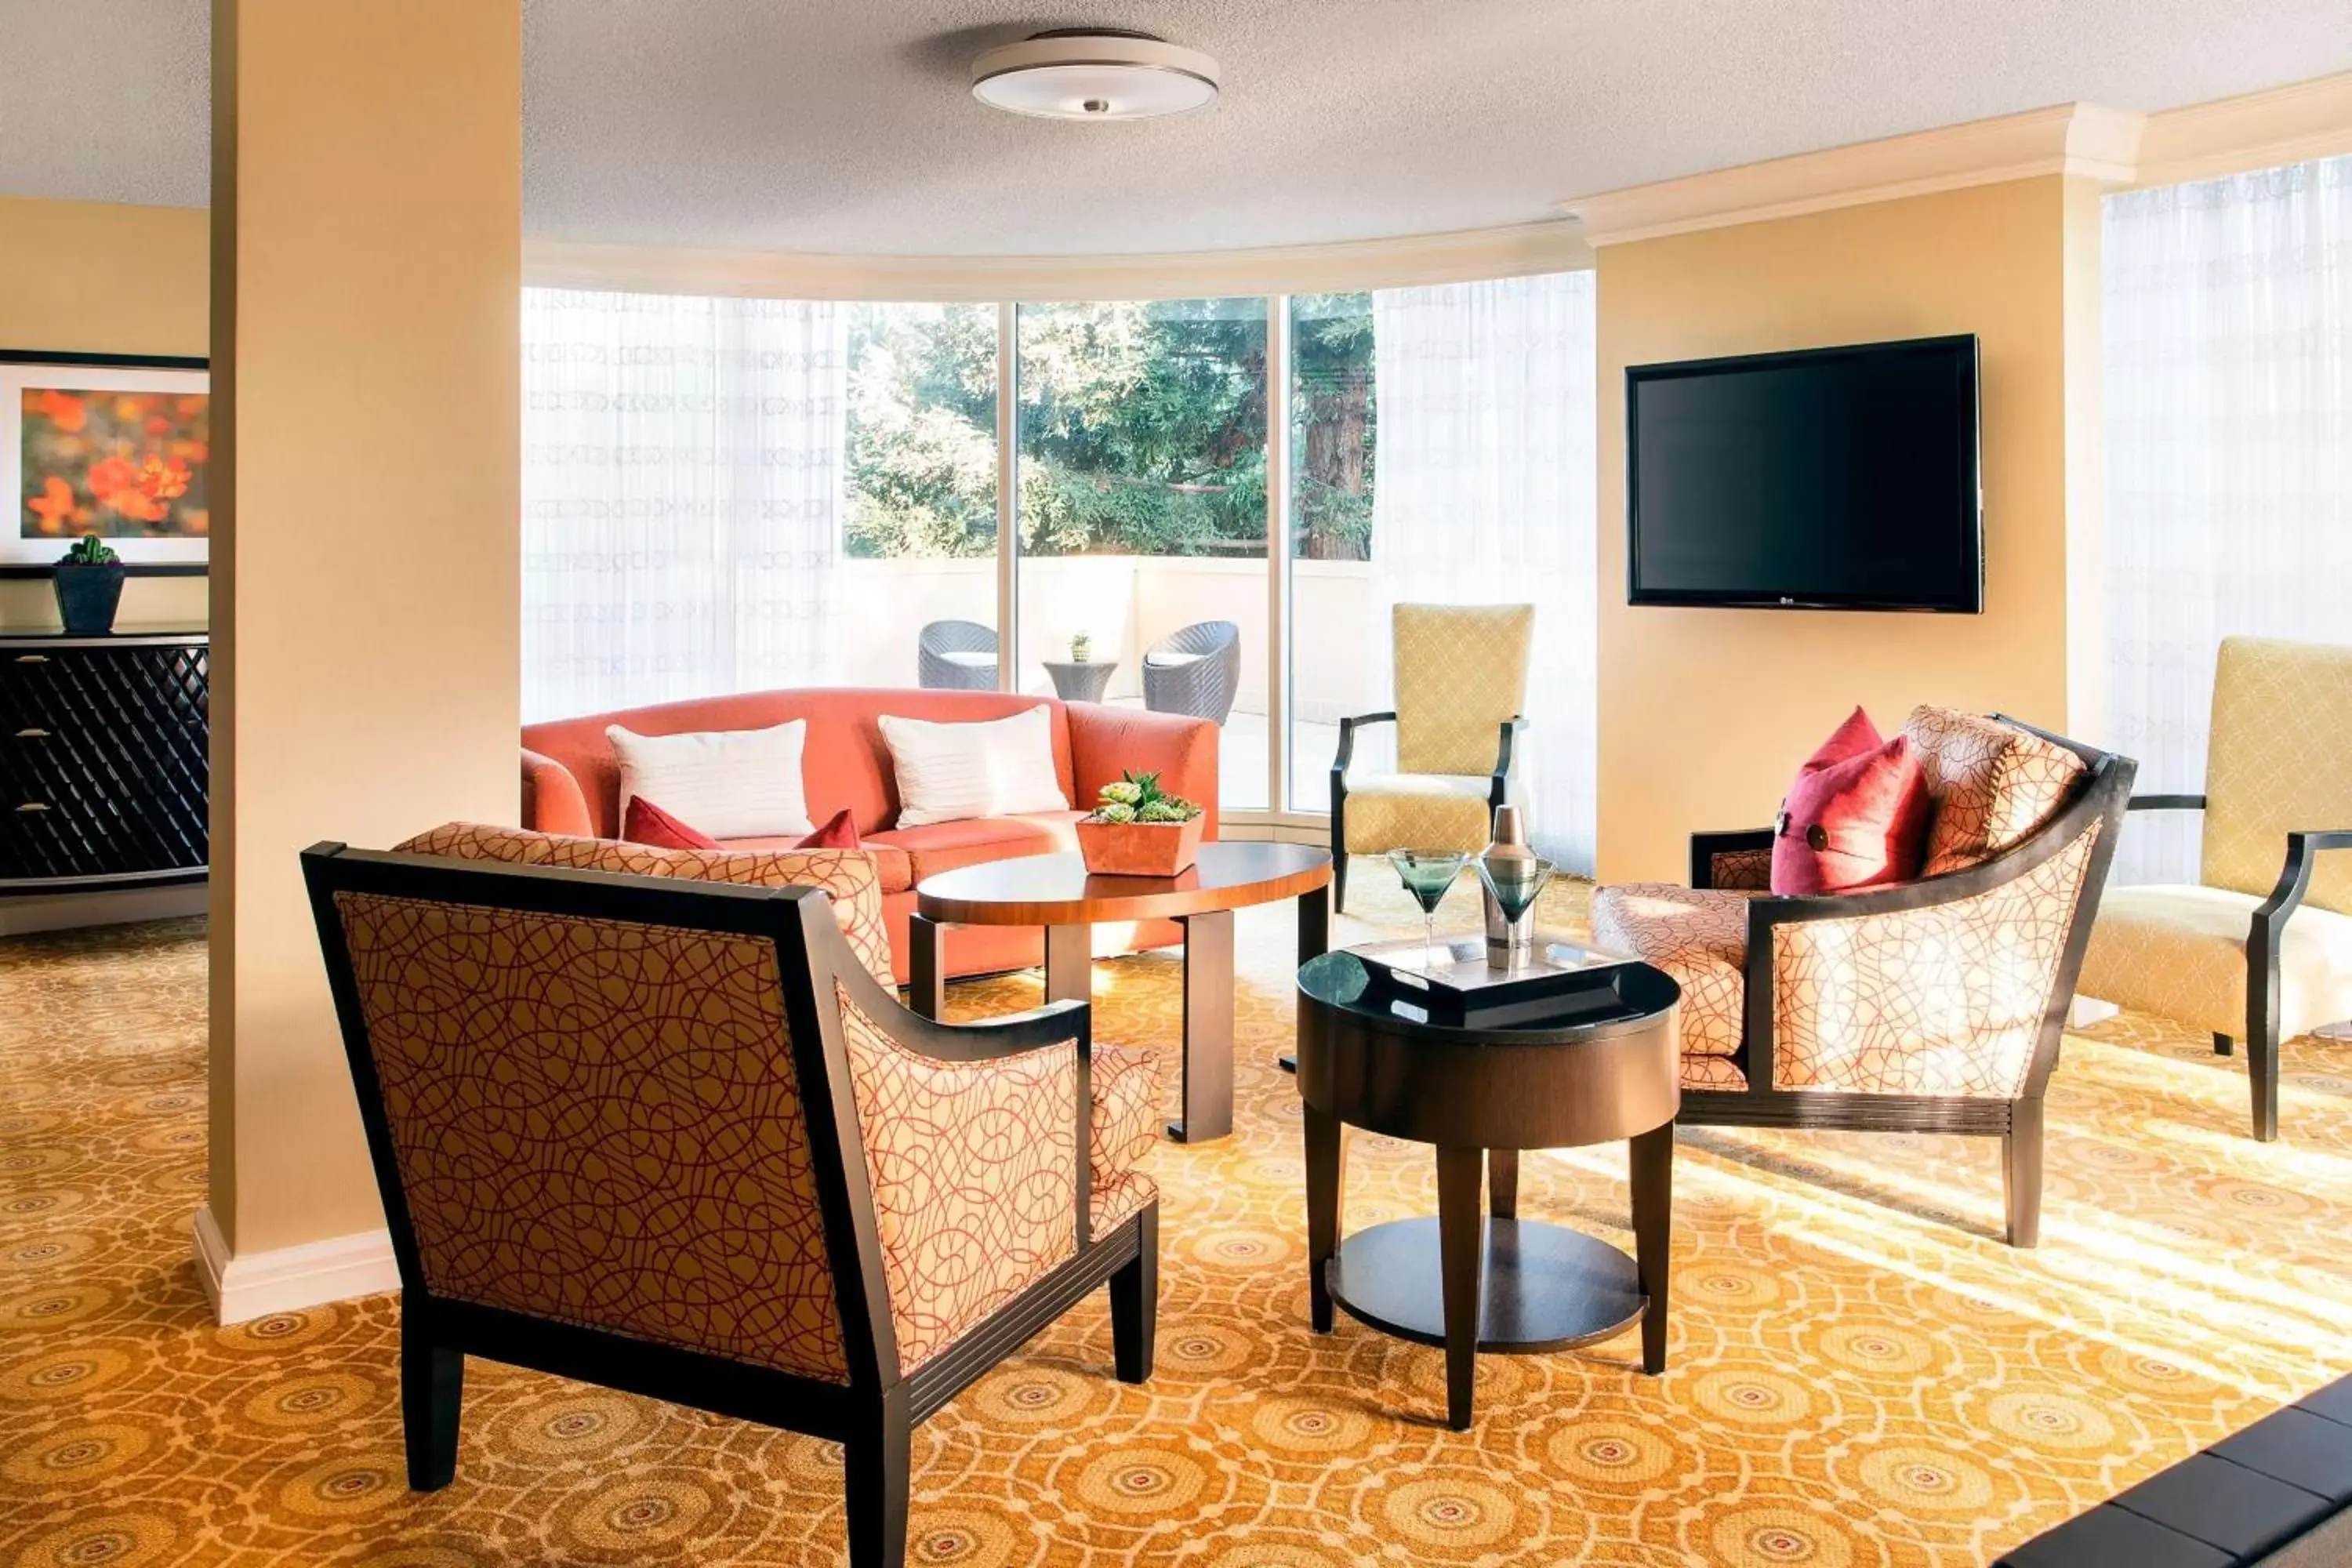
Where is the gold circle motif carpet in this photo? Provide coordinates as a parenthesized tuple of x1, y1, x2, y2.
(2, 873, 2349, 1566)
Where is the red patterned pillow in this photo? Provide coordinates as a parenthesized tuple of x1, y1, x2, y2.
(622, 796, 722, 851)
(794, 808, 860, 851)
(1771, 713, 1930, 895)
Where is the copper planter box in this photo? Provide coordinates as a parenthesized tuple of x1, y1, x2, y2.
(1076, 815, 1204, 877)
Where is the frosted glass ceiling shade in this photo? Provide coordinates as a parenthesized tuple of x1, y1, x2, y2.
(971, 31, 1220, 121)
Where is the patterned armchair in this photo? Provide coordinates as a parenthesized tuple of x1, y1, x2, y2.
(1330, 602, 1534, 913)
(301, 831, 1160, 1568)
(1591, 709, 2133, 1246)
(2078, 637, 2352, 1142)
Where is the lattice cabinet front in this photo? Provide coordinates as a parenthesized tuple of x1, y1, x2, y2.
(0, 634, 209, 892)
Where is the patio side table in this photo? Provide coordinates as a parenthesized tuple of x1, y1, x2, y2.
(1044, 659, 1118, 703)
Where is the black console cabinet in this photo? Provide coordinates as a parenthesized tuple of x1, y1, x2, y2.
(0, 632, 209, 893)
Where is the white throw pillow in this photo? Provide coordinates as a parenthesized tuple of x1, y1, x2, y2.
(880, 706, 1069, 827)
(605, 720, 813, 840)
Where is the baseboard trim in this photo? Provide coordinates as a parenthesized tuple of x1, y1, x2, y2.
(192, 1203, 399, 1325)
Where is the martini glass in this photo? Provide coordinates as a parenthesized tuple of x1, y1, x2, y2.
(1388, 848, 1468, 967)
(1476, 852, 1558, 967)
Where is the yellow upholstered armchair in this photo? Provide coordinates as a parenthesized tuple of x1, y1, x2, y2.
(2079, 637, 2352, 1142)
(1330, 602, 1534, 912)
(1592, 710, 2133, 1246)
(302, 834, 1160, 1568)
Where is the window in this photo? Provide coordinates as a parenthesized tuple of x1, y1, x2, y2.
(2103, 154, 2352, 883)
(1286, 292, 1377, 810)
(838, 303, 1000, 690)
(517, 275, 1597, 858)
(1016, 299, 1271, 810)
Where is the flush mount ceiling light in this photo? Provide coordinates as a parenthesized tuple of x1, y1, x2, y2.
(971, 29, 1219, 121)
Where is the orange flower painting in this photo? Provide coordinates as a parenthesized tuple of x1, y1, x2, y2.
(19, 387, 210, 540)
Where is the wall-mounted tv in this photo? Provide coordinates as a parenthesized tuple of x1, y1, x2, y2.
(1627, 333, 1982, 612)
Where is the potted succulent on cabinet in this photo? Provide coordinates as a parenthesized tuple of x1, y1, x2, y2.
(1077, 769, 1206, 877)
(53, 536, 126, 636)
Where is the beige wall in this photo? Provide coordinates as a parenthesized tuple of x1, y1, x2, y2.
(0, 198, 212, 630)
(1595, 175, 2103, 882)
(207, 0, 521, 1261)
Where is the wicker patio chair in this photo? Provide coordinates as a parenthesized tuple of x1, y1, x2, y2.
(918, 620, 998, 691)
(1142, 620, 1241, 724)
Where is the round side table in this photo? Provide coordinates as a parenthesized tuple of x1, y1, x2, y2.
(1044, 659, 1117, 703)
(1294, 951, 1681, 1429)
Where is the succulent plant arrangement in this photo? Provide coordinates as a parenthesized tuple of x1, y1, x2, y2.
(58, 535, 121, 567)
(1070, 631, 1092, 662)
(1087, 769, 1202, 826)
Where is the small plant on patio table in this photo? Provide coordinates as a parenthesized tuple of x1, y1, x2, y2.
(1070, 631, 1092, 662)
(1089, 770, 1200, 827)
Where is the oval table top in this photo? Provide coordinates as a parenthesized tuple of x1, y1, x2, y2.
(915, 841, 1331, 927)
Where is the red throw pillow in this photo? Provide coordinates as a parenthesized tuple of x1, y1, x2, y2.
(622, 797, 721, 851)
(1771, 733, 1931, 895)
(794, 808, 860, 851)
(1802, 705, 1885, 772)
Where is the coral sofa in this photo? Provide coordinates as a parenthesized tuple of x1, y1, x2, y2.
(519, 688, 1221, 985)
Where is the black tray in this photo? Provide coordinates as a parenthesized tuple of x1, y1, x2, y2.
(1351, 937, 1647, 1029)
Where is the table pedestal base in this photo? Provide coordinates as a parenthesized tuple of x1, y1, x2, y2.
(1326, 1217, 1646, 1354)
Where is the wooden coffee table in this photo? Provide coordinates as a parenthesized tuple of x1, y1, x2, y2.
(1295, 950, 1681, 1429)
(909, 842, 1333, 1143)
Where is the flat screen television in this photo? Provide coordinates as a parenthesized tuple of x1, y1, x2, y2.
(1627, 333, 1982, 612)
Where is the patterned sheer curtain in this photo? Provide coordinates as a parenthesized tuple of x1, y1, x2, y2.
(1367, 270, 1599, 872)
(2104, 156, 2352, 883)
(521, 289, 847, 722)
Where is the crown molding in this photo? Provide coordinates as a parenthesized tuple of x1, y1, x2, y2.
(1561, 103, 2146, 246)
(2129, 70, 2352, 189)
(523, 219, 1592, 302)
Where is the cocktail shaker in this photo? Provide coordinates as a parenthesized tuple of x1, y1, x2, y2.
(1480, 804, 1537, 964)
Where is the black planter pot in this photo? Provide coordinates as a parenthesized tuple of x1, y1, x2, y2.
(53, 563, 127, 636)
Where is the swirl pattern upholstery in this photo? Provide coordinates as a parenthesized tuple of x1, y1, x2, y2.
(1904, 706, 2088, 877)
(1590, 882, 1754, 1065)
(1588, 713, 2131, 1245)
(836, 986, 1160, 1373)
(1770, 822, 2101, 1096)
(332, 890, 850, 1381)
(837, 988, 1079, 1373)
(303, 844, 1160, 1565)
(1706, 845, 1775, 891)
(394, 822, 895, 987)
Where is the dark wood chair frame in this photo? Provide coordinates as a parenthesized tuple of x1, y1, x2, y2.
(2115, 796, 2352, 1142)
(1330, 713, 1526, 913)
(300, 844, 1157, 1568)
(1674, 720, 2136, 1247)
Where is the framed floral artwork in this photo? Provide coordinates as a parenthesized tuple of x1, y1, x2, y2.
(3, 350, 210, 566)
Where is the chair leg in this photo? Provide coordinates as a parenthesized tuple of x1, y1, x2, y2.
(2002, 1099, 2044, 1248)
(1110, 1207, 1157, 1384)
(846, 1386, 911, 1568)
(2249, 1026, 2281, 1143)
(1332, 850, 1348, 915)
(2213, 1032, 2234, 1057)
(400, 1320, 463, 1491)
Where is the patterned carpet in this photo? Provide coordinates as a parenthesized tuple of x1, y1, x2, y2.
(5, 870, 2352, 1567)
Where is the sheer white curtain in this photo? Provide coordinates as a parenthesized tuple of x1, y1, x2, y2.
(2104, 155, 2352, 883)
(521, 289, 847, 721)
(1366, 270, 1599, 872)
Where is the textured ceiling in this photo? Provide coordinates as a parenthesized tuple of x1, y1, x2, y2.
(2, 0, 2347, 256)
